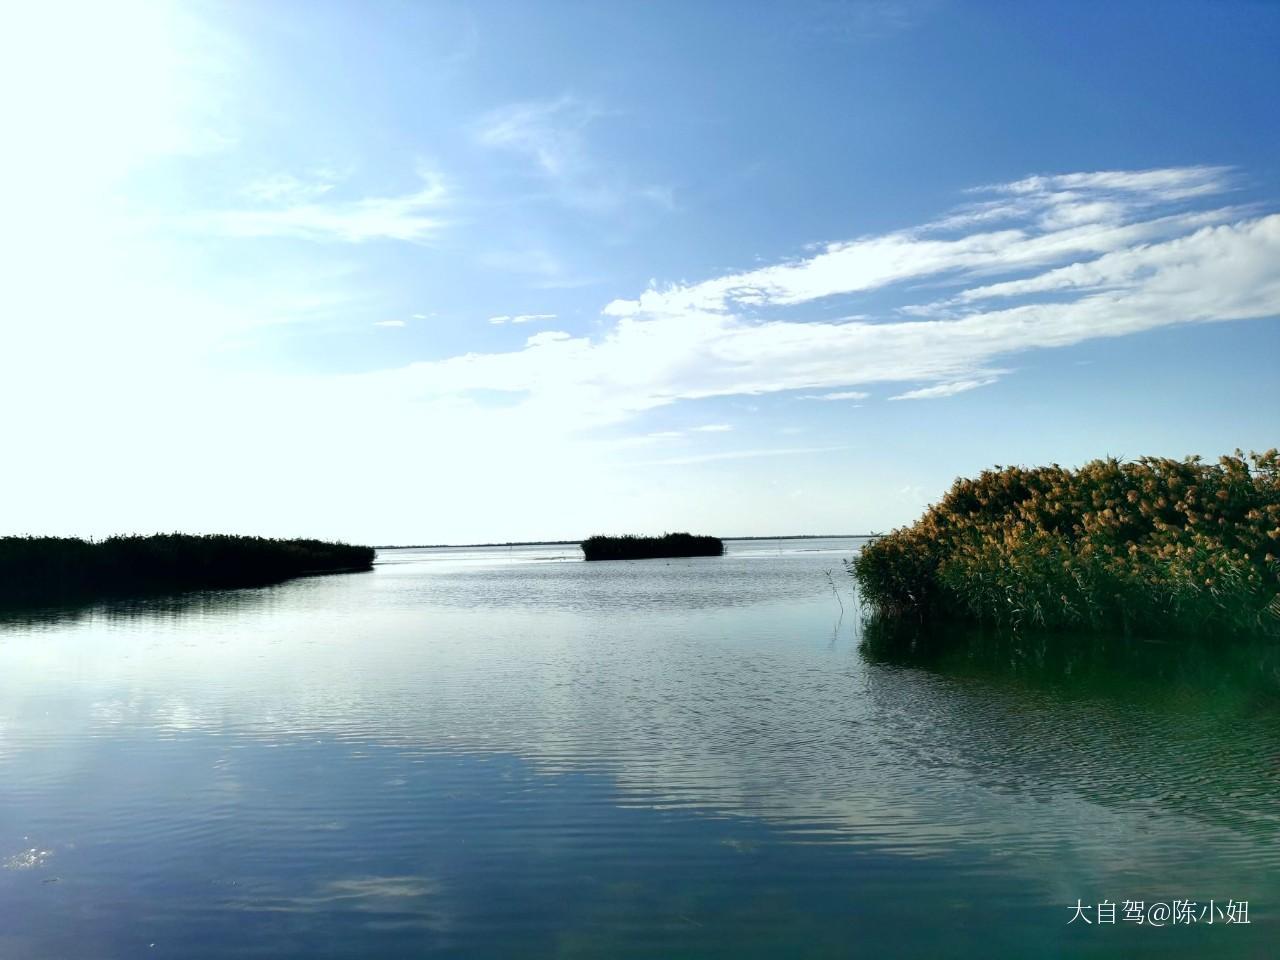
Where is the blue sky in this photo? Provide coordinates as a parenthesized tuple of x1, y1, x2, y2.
(1, 0, 1277, 543)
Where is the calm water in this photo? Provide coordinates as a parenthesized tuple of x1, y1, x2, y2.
(1, 539, 1276, 958)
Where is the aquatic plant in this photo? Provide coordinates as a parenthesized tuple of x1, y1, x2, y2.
(0, 533, 375, 607)
(852, 451, 1280, 639)
(581, 533, 724, 561)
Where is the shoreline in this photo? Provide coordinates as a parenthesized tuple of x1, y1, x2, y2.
(376, 533, 872, 550)
(0, 534, 375, 610)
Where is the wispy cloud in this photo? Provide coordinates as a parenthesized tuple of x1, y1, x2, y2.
(373, 319, 406, 328)
(198, 168, 448, 243)
(890, 377, 997, 400)
(930, 166, 1239, 234)
(606, 425, 730, 445)
(477, 95, 598, 179)
(800, 391, 870, 401)
(602, 167, 1239, 319)
(243, 169, 342, 204)
(488, 313, 556, 325)
(992, 166, 1233, 202)
(525, 330, 572, 347)
(475, 95, 671, 214)
(361, 167, 1278, 429)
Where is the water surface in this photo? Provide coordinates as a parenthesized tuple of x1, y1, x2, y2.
(1, 539, 1276, 957)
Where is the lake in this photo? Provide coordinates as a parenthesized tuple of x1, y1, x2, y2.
(1, 538, 1276, 958)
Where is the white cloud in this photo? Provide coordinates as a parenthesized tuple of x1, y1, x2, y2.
(800, 391, 871, 401)
(932, 166, 1235, 234)
(601, 205, 1237, 320)
(940, 209, 1250, 306)
(366, 168, 1278, 429)
(374, 319, 406, 328)
(993, 166, 1233, 201)
(889, 378, 998, 400)
(196, 168, 448, 243)
(244, 171, 340, 204)
(690, 424, 733, 432)
(488, 312, 556, 326)
(603, 299, 641, 317)
(524, 330, 573, 347)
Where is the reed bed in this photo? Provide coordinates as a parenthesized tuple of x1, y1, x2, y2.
(852, 451, 1280, 639)
(0, 533, 375, 606)
(581, 533, 724, 561)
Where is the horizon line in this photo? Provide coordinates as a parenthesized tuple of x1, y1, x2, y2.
(374, 534, 876, 549)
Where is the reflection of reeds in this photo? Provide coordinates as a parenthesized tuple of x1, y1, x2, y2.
(581, 533, 724, 561)
(0, 533, 375, 608)
(852, 450, 1280, 640)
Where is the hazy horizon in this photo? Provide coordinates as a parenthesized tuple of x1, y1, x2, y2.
(375, 533, 872, 548)
(2, 1, 1277, 545)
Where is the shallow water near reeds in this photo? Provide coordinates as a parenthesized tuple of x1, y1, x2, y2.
(1, 538, 1277, 958)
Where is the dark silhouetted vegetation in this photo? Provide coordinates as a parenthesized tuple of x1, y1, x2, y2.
(581, 533, 724, 561)
(0, 534, 375, 608)
(852, 451, 1280, 640)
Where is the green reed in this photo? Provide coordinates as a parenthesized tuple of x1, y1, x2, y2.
(581, 533, 724, 561)
(0, 533, 375, 607)
(852, 451, 1280, 640)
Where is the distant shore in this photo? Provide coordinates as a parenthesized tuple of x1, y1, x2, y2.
(0, 534, 375, 608)
(582, 533, 724, 562)
(376, 534, 871, 549)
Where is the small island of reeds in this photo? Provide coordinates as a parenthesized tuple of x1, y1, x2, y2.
(0, 533, 375, 608)
(853, 450, 1280, 640)
(581, 533, 725, 561)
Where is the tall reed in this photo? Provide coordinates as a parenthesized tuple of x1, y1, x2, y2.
(852, 451, 1280, 639)
(581, 533, 724, 561)
(0, 533, 375, 607)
